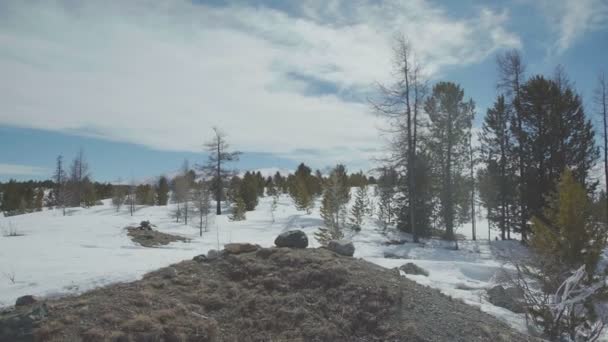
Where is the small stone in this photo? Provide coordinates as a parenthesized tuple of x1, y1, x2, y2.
(223, 243, 259, 254)
(193, 254, 207, 262)
(15, 295, 37, 307)
(399, 262, 429, 276)
(274, 230, 308, 248)
(327, 240, 355, 257)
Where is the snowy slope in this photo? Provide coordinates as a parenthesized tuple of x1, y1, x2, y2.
(0, 192, 530, 334)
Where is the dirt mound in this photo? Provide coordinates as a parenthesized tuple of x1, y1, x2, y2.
(1, 247, 536, 342)
(126, 226, 189, 247)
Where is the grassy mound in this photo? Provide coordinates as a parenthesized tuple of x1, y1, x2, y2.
(2, 247, 537, 342)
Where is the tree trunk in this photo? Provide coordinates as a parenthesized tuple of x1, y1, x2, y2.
(216, 139, 222, 215)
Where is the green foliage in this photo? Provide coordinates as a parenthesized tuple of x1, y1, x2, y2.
(397, 153, 434, 238)
(156, 176, 170, 205)
(239, 172, 259, 211)
(376, 167, 398, 230)
(229, 197, 247, 221)
(135, 184, 156, 205)
(530, 169, 607, 272)
(320, 164, 350, 230)
(314, 226, 344, 246)
(349, 186, 368, 231)
(288, 163, 317, 213)
(425, 82, 474, 240)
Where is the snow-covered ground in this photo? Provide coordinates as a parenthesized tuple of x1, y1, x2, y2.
(0, 192, 530, 334)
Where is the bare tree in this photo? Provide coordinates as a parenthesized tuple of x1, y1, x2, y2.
(496, 50, 527, 241)
(68, 148, 90, 207)
(370, 35, 426, 242)
(200, 127, 241, 215)
(127, 179, 136, 216)
(112, 180, 126, 212)
(596, 71, 608, 220)
(53, 155, 67, 216)
(192, 180, 212, 236)
(468, 101, 477, 240)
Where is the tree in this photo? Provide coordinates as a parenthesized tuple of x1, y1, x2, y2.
(497, 49, 528, 240)
(112, 184, 126, 212)
(480, 95, 517, 240)
(266, 176, 278, 197)
(239, 172, 259, 211)
(34, 188, 44, 211)
(270, 192, 279, 223)
(68, 148, 90, 207)
(520, 169, 608, 340)
(376, 166, 398, 231)
(127, 180, 136, 216)
(288, 163, 316, 213)
(200, 127, 241, 215)
(319, 164, 350, 233)
(426, 82, 474, 240)
(81, 177, 97, 207)
(371, 35, 426, 242)
(397, 153, 434, 238)
(52, 155, 67, 215)
(172, 175, 189, 224)
(192, 181, 212, 236)
(519, 75, 598, 222)
(229, 197, 246, 221)
(156, 176, 170, 206)
(595, 71, 608, 221)
(349, 186, 369, 231)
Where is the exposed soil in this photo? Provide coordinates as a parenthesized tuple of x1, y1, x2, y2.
(126, 227, 189, 247)
(0, 246, 538, 342)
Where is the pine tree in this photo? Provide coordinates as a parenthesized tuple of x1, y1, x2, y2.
(480, 95, 517, 240)
(288, 164, 316, 214)
(319, 164, 350, 232)
(156, 176, 170, 205)
(349, 186, 368, 231)
(229, 197, 246, 221)
(530, 169, 607, 272)
(426, 82, 474, 240)
(52, 155, 67, 215)
(376, 166, 398, 231)
(240, 172, 259, 211)
(200, 127, 241, 215)
(192, 181, 212, 236)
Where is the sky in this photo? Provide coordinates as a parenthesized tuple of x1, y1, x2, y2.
(0, 0, 607, 182)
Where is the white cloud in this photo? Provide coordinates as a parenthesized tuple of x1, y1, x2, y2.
(0, 0, 519, 166)
(0, 164, 49, 176)
(536, 0, 608, 54)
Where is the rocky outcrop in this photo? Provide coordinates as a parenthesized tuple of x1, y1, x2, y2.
(274, 230, 308, 248)
(327, 239, 355, 256)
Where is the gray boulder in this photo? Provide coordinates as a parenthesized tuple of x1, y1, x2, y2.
(327, 240, 355, 257)
(15, 295, 37, 307)
(399, 262, 429, 276)
(486, 285, 525, 313)
(0, 303, 47, 341)
(192, 254, 207, 262)
(275, 230, 308, 248)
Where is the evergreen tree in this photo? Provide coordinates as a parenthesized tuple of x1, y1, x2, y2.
(376, 166, 398, 231)
(520, 75, 598, 223)
(397, 153, 434, 238)
(229, 197, 246, 221)
(349, 185, 368, 231)
(200, 127, 241, 215)
(480, 95, 517, 240)
(266, 176, 278, 196)
(239, 172, 259, 211)
(289, 163, 316, 213)
(319, 164, 350, 231)
(426, 82, 474, 240)
(156, 176, 170, 205)
(192, 181, 212, 235)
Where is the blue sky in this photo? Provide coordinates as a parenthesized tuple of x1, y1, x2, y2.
(0, 0, 607, 182)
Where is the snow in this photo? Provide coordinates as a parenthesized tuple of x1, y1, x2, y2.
(1, 192, 532, 335)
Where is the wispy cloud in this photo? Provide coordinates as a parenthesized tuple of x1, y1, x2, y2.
(536, 0, 608, 54)
(0, 163, 48, 176)
(0, 0, 520, 166)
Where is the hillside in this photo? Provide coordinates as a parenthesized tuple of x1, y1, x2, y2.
(0, 193, 531, 335)
(1, 245, 537, 341)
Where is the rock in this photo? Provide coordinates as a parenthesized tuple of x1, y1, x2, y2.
(383, 252, 407, 259)
(15, 295, 37, 307)
(382, 239, 408, 246)
(207, 249, 221, 260)
(193, 254, 207, 262)
(327, 240, 355, 257)
(223, 243, 259, 255)
(159, 267, 178, 279)
(486, 285, 525, 313)
(139, 220, 152, 230)
(0, 303, 47, 341)
(274, 230, 308, 248)
(399, 263, 429, 276)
